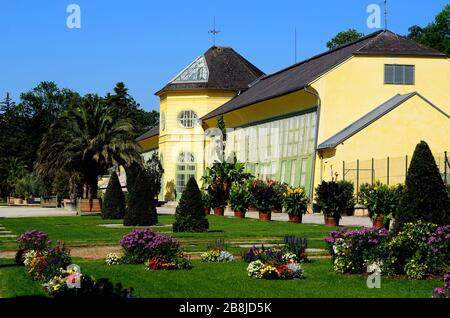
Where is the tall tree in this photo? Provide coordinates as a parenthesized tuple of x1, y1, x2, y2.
(35, 96, 142, 202)
(407, 5, 450, 55)
(326, 28, 364, 50)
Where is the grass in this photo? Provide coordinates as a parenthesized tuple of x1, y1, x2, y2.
(0, 258, 438, 298)
(0, 215, 345, 251)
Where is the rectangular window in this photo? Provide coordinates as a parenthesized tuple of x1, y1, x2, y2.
(384, 64, 415, 85)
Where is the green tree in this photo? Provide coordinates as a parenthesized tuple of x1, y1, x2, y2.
(124, 164, 156, 226)
(0, 158, 27, 197)
(407, 5, 450, 55)
(173, 177, 209, 232)
(396, 141, 450, 229)
(102, 171, 126, 219)
(326, 28, 364, 50)
(35, 96, 142, 202)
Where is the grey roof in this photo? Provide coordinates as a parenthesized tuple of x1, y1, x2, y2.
(317, 92, 449, 150)
(135, 124, 159, 142)
(156, 46, 264, 95)
(201, 30, 447, 121)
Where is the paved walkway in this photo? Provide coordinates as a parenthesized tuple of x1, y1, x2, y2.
(0, 206, 371, 227)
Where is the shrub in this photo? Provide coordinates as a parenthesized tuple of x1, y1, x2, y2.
(172, 177, 209, 232)
(283, 187, 308, 216)
(363, 182, 402, 222)
(229, 181, 251, 212)
(314, 180, 348, 219)
(385, 220, 437, 275)
(43, 240, 72, 280)
(249, 179, 278, 212)
(397, 141, 450, 229)
(102, 171, 126, 219)
(124, 165, 156, 226)
(324, 227, 389, 274)
(120, 228, 180, 264)
(272, 181, 287, 211)
(105, 253, 122, 265)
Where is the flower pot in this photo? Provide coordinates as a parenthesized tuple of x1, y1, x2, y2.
(258, 211, 272, 221)
(77, 198, 102, 214)
(234, 210, 246, 219)
(13, 198, 23, 205)
(203, 206, 210, 216)
(373, 216, 390, 230)
(288, 214, 303, 224)
(324, 214, 340, 226)
(213, 207, 224, 216)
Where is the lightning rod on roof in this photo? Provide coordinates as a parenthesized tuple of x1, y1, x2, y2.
(384, 0, 388, 30)
(208, 16, 220, 46)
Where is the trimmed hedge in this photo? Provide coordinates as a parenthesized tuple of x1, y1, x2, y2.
(102, 171, 125, 219)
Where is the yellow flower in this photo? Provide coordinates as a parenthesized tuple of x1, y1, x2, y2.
(53, 284, 61, 291)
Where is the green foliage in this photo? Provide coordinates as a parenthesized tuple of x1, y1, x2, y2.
(272, 181, 287, 211)
(229, 181, 252, 212)
(35, 96, 142, 200)
(202, 156, 253, 208)
(144, 153, 164, 198)
(283, 186, 308, 216)
(102, 172, 126, 219)
(337, 180, 355, 212)
(326, 28, 364, 50)
(124, 165, 157, 226)
(249, 179, 278, 212)
(407, 5, 450, 55)
(362, 181, 403, 221)
(0, 158, 27, 197)
(314, 181, 349, 218)
(173, 177, 209, 232)
(14, 172, 45, 199)
(397, 141, 450, 229)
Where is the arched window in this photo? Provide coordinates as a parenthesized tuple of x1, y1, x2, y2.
(178, 111, 198, 128)
(176, 151, 196, 198)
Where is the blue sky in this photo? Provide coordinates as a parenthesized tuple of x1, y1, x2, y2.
(0, 0, 447, 111)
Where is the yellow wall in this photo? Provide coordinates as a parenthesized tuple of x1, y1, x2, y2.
(156, 90, 236, 199)
(317, 95, 450, 184)
(311, 55, 450, 187)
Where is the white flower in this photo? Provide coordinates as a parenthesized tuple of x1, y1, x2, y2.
(105, 252, 121, 265)
(286, 262, 304, 278)
(247, 260, 265, 278)
(217, 251, 234, 262)
(282, 252, 297, 263)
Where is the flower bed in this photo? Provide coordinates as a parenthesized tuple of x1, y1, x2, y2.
(145, 253, 192, 270)
(201, 241, 234, 263)
(433, 273, 450, 298)
(324, 221, 450, 279)
(243, 244, 305, 280)
(120, 228, 180, 264)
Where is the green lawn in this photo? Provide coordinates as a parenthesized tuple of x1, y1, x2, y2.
(0, 215, 344, 251)
(0, 258, 438, 298)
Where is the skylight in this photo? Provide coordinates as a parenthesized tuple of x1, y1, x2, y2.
(170, 55, 209, 83)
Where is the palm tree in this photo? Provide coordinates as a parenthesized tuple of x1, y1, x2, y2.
(35, 96, 142, 202)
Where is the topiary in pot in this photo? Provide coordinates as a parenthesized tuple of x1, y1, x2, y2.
(314, 180, 345, 226)
(102, 171, 126, 219)
(173, 177, 209, 232)
(396, 141, 450, 230)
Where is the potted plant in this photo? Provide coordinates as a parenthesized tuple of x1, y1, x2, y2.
(249, 179, 277, 221)
(229, 181, 251, 218)
(314, 180, 346, 226)
(363, 181, 402, 229)
(272, 181, 287, 213)
(283, 186, 308, 223)
(337, 180, 356, 216)
(201, 190, 211, 216)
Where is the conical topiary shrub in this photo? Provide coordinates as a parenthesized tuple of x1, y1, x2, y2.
(124, 166, 156, 226)
(396, 141, 450, 229)
(102, 171, 126, 219)
(173, 177, 209, 232)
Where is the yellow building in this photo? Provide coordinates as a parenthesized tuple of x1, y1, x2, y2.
(137, 30, 450, 201)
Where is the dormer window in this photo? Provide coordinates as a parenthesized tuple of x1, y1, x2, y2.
(384, 64, 415, 85)
(178, 110, 198, 128)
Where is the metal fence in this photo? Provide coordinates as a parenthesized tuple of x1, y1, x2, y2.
(342, 151, 449, 202)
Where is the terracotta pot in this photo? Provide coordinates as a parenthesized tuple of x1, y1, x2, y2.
(213, 207, 224, 216)
(324, 214, 340, 226)
(288, 214, 303, 224)
(203, 206, 210, 216)
(77, 198, 102, 213)
(14, 198, 23, 205)
(259, 211, 272, 221)
(373, 216, 390, 230)
(234, 210, 246, 219)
